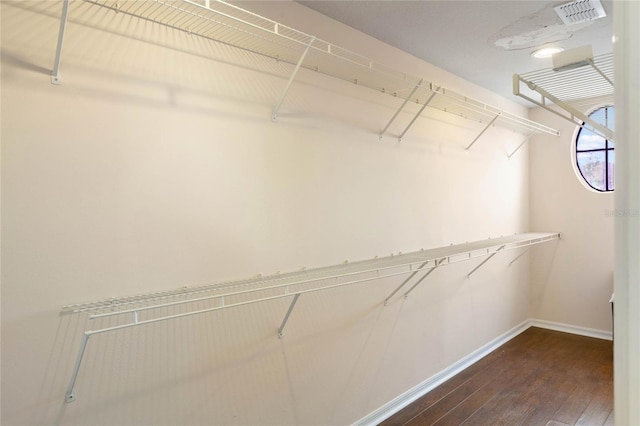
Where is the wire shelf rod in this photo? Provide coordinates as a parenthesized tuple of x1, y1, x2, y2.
(84, 237, 550, 334)
(66, 233, 562, 315)
(61, 0, 558, 139)
(83, 234, 560, 321)
(430, 86, 559, 136)
(67, 233, 561, 316)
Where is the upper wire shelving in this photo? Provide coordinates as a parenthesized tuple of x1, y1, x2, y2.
(51, 0, 559, 151)
(513, 53, 614, 141)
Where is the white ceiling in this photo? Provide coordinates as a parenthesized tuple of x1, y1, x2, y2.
(296, 0, 613, 104)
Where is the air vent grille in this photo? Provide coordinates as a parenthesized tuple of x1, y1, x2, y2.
(554, 0, 607, 25)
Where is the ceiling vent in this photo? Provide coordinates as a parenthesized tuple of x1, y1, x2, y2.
(554, 0, 607, 25)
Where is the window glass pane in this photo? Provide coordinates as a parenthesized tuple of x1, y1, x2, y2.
(577, 128, 606, 151)
(608, 150, 615, 190)
(577, 151, 606, 191)
(574, 106, 614, 192)
(590, 107, 607, 126)
(607, 107, 615, 130)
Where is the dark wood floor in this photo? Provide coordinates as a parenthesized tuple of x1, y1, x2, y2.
(380, 327, 613, 426)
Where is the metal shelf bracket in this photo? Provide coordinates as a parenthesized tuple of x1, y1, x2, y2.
(509, 247, 531, 266)
(278, 294, 301, 338)
(272, 37, 315, 121)
(466, 114, 500, 151)
(64, 333, 90, 403)
(51, 0, 70, 85)
(398, 87, 438, 142)
(384, 258, 430, 305)
(466, 245, 506, 278)
(379, 79, 424, 140)
(404, 257, 445, 298)
(507, 133, 535, 159)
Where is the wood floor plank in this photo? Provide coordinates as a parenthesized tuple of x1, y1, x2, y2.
(575, 379, 613, 426)
(407, 358, 508, 424)
(379, 364, 485, 426)
(381, 326, 553, 426)
(430, 352, 535, 426)
(383, 327, 613, 426)
(603, 410, 615, 425)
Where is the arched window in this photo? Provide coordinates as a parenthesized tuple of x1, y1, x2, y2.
(575, 106, 615, 192)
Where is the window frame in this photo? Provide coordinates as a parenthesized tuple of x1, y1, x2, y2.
(573, 105, 615, 193)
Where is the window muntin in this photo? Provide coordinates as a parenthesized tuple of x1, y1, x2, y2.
(575, 106, 615, 192)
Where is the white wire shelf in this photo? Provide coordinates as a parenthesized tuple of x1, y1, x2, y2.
(51, 0, 559, 147)
(61, 232, 560, 402)
(513, 53, 614, 141)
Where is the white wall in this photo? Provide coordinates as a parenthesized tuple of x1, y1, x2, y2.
(529, 104, 614, 334)
(2, 1, 533, 425)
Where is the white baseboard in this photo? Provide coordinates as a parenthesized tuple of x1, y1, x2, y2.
(353, 319, 531, 426)
(354, 318, 612, 426)
(529, 318, 613, 341)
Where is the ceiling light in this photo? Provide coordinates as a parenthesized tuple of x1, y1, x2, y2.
(531, 47, 565, 59)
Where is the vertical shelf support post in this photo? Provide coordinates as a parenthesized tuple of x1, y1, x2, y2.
(380, 78, 424, 140)
(467, 245, 506, 278)
(65, 333, 91, 403)
(272, 38, 315, 121)
(466, 114, 500, 150)
(51, 0, 70, 85)
(278, 294, 301, 337)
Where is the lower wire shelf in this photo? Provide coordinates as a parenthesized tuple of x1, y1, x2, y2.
(61, 231, 560, 402)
